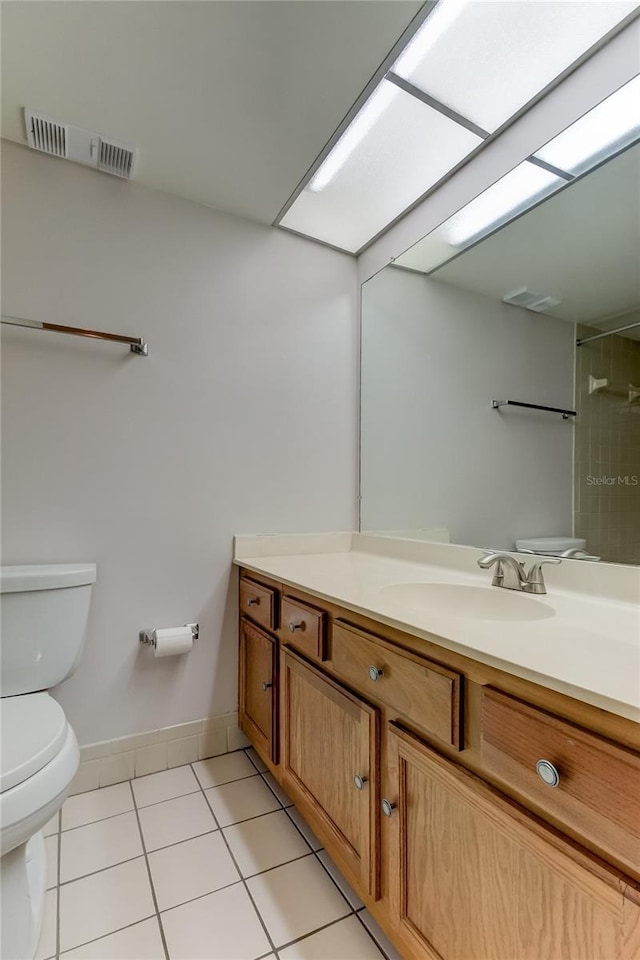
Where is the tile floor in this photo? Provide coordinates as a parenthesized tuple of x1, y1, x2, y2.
(38, 747, 402, 960)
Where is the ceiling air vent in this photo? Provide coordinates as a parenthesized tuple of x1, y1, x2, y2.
(502, 287, 561, 313)
(23, 108, 136, 180)
(25, 110, 68, 158)
(98, 139, 135, 179)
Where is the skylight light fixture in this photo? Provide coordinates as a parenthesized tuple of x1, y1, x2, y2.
(308, 81, 398, 192)
(535, 74, 640, 175)
(393, 0, 466, 78)
(387, 0, 640, 133)
(440, 162, 562, 247)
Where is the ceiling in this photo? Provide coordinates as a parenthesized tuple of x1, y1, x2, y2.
(1, 1, 422, 226)
(428, 142, 640, 329)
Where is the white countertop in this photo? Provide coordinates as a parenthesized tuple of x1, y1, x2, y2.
(234, 533, 640, 723)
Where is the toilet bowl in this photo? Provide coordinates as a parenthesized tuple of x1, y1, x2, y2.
(1, 564, 96, 959)
(1, 694, 80, 959)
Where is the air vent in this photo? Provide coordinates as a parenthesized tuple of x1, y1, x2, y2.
(98, 139, 135, 179)
(25, 111, 68, 158)
(23, 108, 136, 180)
(502, 287, 561, 313)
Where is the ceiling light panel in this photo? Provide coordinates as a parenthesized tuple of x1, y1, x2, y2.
(396, 161, 563, 272)
(281, 80, 481, 252)
(393, 0, 639, 133)
(534, 74, 640, 175)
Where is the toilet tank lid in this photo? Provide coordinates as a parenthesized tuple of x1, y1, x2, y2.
(515, 538, 586, 553)
(1, 693, 68, 793)
(0, 563, 96, 593)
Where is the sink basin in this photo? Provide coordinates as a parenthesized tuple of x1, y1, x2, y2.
(379, 582, 554, 622)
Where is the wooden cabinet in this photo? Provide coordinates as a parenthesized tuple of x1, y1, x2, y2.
(239, 618, 278, 764)
(237, 568, 640, 960)
(386, 723, 640, 960)
(281, 647, 380, 898)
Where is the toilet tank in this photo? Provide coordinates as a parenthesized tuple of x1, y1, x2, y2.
(0, 564, 96, 696)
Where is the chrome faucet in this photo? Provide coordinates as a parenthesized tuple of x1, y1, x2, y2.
(477, 552, 561, 595)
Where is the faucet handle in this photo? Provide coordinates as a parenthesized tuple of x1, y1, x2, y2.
(524, 557, 561, 595)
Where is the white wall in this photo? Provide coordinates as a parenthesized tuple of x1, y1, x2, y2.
(360, 268, 574, 550)
(1, 141, 358, 745)
(358, 16, 640, 282)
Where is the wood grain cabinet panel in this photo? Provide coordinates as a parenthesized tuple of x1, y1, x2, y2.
(386, 724, 640, 960)
(481, 688, 640, 879)
(281, 648, 380, 898)
(332, 620, 463, 749)
(239, 577, 278, 631)
(239, 618, 278, 764)
(281, 596, 327, 661)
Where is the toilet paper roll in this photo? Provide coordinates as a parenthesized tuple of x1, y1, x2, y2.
(153, 626, 193, 658)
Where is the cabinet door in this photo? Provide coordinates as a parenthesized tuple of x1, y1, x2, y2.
(386, 723, 640, 960)
(281, 648, 380, 899)
(239, 618, 278, 764)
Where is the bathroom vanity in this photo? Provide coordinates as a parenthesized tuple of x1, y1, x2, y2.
(235, 535, 640, 960)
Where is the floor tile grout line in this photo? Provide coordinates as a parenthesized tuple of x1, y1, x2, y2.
(57, 851, 146, 888)
(55, 811, 62, 960)
(209, 752, 357, 957)
(284, 807, 324, 853)
(193, 760, 280, 958)
(61, 772, 271, 843)
(61, 805, 139, 833)
(57, 757, 388, 959)
(274, 911, 362, 955)
(56, 912, 159, 957)
(54, 851, 360, 958)
(311, 850, 359, 916)
(128, 780, 171, 960)
(55, 805, 311, 892)
(354, 911, 398, 960)
(140, 826, 220, 855)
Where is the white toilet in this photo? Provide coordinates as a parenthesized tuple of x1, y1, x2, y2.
(0, 563, 96, 960)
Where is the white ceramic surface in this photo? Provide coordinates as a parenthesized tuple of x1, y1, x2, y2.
(1, 564, 96, 696)
(379, 582, 555, 622)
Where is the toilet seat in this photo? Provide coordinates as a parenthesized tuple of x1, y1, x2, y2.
(0, 695, 78, 857)
(1, 693, 68, 793)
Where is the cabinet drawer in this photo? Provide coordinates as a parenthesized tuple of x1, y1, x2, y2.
(281, 596, 327, 661)
(332, 621, 463, 750)
(481, 688, 640, 878)
(240, 577, 277, 631)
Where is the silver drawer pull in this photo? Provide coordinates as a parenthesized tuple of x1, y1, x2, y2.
(289, 621, 304, 633)
(368, 665, 384, 681)
(536, 759, 560, 787)
(382, 799, 397, 817)
(247, 597, 260, 606)
(353, 774, 368, 791)
(261, 681, 273, 692)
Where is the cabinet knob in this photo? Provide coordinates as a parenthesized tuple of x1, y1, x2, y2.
(353, 774, 368, 791)
(381, 799, 397, 817)
(536, 759, 560, 787)
(289, 621, 304, 633)
(261, 681, 273, 692)
(368, 665, 384, 682)
(247, 597, 260, 606)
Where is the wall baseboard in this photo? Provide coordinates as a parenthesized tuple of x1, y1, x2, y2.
(69, 712, 250, 795)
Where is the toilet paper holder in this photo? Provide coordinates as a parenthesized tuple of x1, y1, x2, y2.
(139, 623, 199, 648)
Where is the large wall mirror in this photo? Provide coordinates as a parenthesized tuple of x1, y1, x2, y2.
(360, 107, 640, 565)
